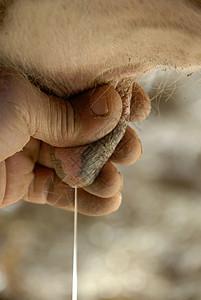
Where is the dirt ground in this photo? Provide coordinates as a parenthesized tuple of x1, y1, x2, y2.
(0, 68, 201, 300)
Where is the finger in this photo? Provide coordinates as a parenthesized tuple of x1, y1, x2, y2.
(0, 74, 30, 162)
(130, 82, 151, 122)
(25, 165, 122, 216)
(83, 161, 123, 198)
(50, 186, 122, 216)
(0, 71, 122, 163)
(38, 144, 123, 198)
(0, 150, 35, 208)
(24, 165, 69, 205)
(76, 189, 122, 216)
(110, 125, 142, 165)
(37, 126, 139, 187)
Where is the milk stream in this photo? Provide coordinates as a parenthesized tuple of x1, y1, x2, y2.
(72, 186, 77, 300)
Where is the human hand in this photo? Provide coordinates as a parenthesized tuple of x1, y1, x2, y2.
(0, 69, 151, 215)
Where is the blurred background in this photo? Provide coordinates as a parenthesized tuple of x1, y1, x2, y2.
(0, 67, 201, 300)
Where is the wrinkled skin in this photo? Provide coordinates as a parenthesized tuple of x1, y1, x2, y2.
(0, 0, 200, 215)
(0, 69, 150, 215)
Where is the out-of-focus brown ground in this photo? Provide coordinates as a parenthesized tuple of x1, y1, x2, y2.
(0, 68, 201, 300)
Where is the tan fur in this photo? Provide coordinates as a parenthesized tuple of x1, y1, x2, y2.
(0, 0, 201, 97)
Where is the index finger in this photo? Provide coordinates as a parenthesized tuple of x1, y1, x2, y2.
(130, 82, 151, 122)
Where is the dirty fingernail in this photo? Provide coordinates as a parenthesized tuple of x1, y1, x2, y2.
(90, 87, 109, 116)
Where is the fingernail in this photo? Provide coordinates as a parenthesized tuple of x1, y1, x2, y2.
(117, 191, 122, 199)
(118, 171, 123, 192)
(90, 87, 109, 116)
(136, 138, 143, 162)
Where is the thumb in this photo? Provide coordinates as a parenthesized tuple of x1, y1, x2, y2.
(29, 84, 122, 147)
(0, 71, 122, 161)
